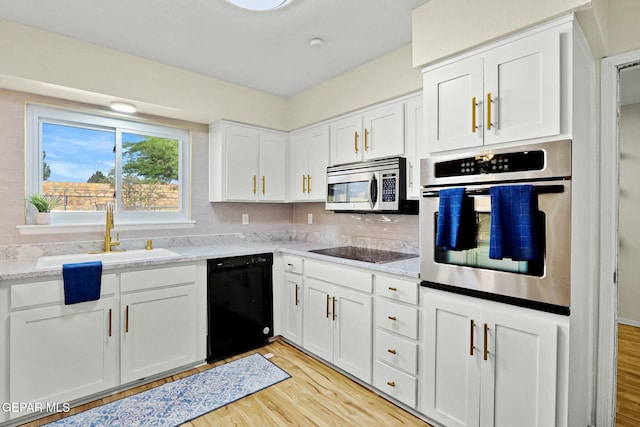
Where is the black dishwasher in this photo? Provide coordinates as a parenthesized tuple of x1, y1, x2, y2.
(206, 253, 273, 363)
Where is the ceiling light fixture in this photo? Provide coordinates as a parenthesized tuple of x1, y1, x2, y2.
(226, 0, 290, 11)
(110, 101, 137, 113)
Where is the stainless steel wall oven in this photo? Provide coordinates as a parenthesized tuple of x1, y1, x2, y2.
(420, 140, 571, 315)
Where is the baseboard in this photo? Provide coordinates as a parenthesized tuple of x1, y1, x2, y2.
(618, 318, 640, 328)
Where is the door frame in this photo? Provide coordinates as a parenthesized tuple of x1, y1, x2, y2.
(597, 48, 640, 426)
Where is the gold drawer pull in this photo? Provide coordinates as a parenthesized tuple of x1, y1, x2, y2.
(364, 128, 370, 151)
(388, 316, 397, 321)
(302, 175, 307, 193)
(487, 92, 493, 130)
(387, 349, 397, 355)
(387, 381, 396, 387)
(471, 96, 477, 133)
(484, 323, 489, 361)
(307, 174, 311, 192)
(388, 287, 397, 292)
(295, 284, 299, 306)
(354, 131, 359, 154)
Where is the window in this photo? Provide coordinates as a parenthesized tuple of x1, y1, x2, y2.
(26, 104, 191, 227)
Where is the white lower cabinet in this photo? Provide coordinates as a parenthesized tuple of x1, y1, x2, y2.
(7, 262, 204, 419)
(120, 264, 199, 384)
(9, 275, 119, 418)
(281, 255, 304, 346)
(422, 288, 560, 427)
(373, 273, 420, 408)
(303, 260, 373, 383)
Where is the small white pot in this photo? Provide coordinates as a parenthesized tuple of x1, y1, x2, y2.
(35, 212, 51, 225)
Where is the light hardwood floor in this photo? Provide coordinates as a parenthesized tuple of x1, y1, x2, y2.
(22, 339, 431, 426)
(617, 323, 640, 427)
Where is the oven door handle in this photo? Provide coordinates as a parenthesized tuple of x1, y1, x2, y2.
(421, 184, 565, 198)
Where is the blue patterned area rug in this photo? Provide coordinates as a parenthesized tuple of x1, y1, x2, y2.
(46, 353, 290, 427)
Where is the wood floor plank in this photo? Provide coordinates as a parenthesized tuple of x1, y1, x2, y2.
(20, 339, 430, 427)
(618, 324, 640, 426)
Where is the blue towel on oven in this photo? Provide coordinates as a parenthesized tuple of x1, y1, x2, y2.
(436, 188, 476, 250)
(489, 185, 538, 261)
(62, 261, 102, 305)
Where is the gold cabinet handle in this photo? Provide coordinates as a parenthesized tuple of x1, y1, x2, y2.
(388, 287, 397, 292)
(387, 349, 397, 355)
(471, 96, 478, 133)
(125, 305, 129, 333)
(261, 176, 266, 194)
(364, 128, 370, 151)
(487, 92, 493, 130)
(388, 316, 397, 321)
(295, 284, 299, 306)
(326, 294, 330, 318)
(354, 131, 359, 154)
(253, 175, 257, 194)
(387, 381, 396, 387)
(302, 175, 307, 193)
(470, 319, 475, 356)
(484, 323, 489, 361)
(332, 296, 337, 321)
(307, 175, 311, 193)
(108, 308, 112, 337)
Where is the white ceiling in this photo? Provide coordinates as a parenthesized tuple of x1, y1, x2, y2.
(0, 0, 430, 98)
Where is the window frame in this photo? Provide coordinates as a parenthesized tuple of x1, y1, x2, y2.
(25, 104, 192, 227)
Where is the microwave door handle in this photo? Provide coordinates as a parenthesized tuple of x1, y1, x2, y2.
(370, 174, 379, 209)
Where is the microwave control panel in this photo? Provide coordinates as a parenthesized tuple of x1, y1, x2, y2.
(381, 172, 397, 202)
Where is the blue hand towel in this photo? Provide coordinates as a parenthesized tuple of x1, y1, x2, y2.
(62, 261, 103, 305)
(489, 185, 539, 261)
(436, 188, 476, 250)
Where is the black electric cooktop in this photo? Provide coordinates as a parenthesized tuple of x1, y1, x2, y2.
(309, 246, 418, 264)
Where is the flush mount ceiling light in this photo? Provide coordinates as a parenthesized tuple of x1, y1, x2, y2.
(110, 101, 137, 113)
(226, 0, 290, 11)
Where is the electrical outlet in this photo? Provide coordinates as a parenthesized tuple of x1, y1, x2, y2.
(307, 213, 313, 224)
(242, 213, 249, 225)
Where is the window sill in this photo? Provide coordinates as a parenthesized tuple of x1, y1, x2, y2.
(16, 220, 196, 235)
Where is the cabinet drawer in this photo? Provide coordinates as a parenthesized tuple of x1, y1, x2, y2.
(121, 264, 196, 293)
(373, 361, 417, 408)
(11, 274, 117, 309)
(376, 299, 418, 339)
(375, 330, 418, 375)
(283, 255, 303, 275)
(375, 274, 418, 305)
(305, 259, 372, 293)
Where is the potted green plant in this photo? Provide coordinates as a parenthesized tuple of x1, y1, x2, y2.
(27, 193, 60, 224)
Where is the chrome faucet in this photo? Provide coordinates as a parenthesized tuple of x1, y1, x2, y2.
(103, 201, 122, 253)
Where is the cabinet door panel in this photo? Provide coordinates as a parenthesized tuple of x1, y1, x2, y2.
(404, 95, 424, 198)
(330, 115, 362, 165)
(307, 127, 329, 201)
(425, 57, 483, 153)
(10, 299, 117, 414)
(288, 130, 311, 201)
(259, 131, 287, 201)
(480, 308, 558, 427)
(424, 291, 481, 427)
(363, 103, 404, 160)
(225, 126, 259, 200)
(303, 278, 334, 361)
(333, 287, 372, 383)
(483, 30, 560, 145)
(283, 273, 303, 346)
(121, 285, 197, 384)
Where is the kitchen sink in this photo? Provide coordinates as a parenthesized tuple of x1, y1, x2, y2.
(35, 248, 181, 270)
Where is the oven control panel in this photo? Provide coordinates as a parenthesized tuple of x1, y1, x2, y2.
(434, 149, 545, 178)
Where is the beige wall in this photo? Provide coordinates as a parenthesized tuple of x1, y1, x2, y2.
(607, 0, 640, 56)
(618, 103, 640, 323)
(412, 0, 593, 67)
(0, 19, 288, 129)
(285, 44, 422, 130)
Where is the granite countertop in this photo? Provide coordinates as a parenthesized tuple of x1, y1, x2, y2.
(0, 241, 420, 281)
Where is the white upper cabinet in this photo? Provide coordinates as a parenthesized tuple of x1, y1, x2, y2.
(209, 121, 287, 202)
(330, 102, 404, 165)
(424, 27, 561, 153)
(288, 125, 329, 202)
(404, 95, 425, 199)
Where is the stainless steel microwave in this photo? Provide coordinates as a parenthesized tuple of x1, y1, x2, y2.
(326, 157, 417, 214)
